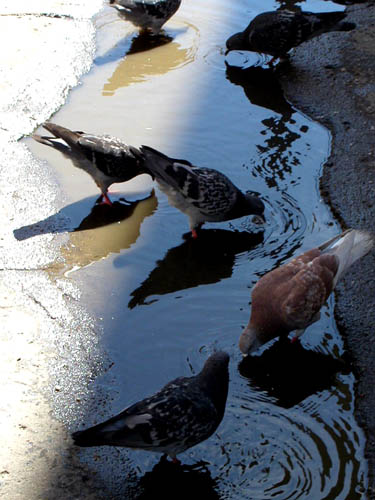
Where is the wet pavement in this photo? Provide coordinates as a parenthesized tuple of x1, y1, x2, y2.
(1, 0, 375, 499)
(0, 1, 110, 498)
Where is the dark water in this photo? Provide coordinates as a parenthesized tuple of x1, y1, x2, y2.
(25, 0, 367, 498)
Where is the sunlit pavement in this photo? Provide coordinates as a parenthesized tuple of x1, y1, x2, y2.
(0, 2, 108, 497)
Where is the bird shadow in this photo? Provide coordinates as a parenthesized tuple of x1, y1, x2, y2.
(95, 27, 187, 66)
(238, 338, 350, 409)
(124, 228, 264, 309)
(13, 191, 155, 241)
(136, 456, 220, 499)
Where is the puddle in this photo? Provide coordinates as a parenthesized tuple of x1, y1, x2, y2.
(24, 0, 367, 498)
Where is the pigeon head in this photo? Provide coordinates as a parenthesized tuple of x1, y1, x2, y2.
(244, 193, 265, 215)
(239, 326, 263, 355)
(234, 193, 265, 222)
(225, 32, 247, 54)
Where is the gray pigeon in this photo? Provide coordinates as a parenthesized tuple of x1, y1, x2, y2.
(72, 351, 230, 462)
(33, 123, 149, 205)
(109, 0, 181, 34)
(239, 229, 374, 355)
(226, 10, 355, 59)
(139, 145, 265, 238)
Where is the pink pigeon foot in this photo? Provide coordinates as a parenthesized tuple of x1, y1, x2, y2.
(100, 193, 113, 206)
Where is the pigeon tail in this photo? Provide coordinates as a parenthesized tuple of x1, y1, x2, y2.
(315, 11, 347, 24)
(314, 11, 355, 33)
(322, 229, 374, 286)
(72, 429, 107, 448)
(336, 22, 356, 32)
(140, 145, 193, 179)
(42, 122, 81, 148)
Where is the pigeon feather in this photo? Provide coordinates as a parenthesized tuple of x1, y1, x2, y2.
(33, 123, 149, 204)
(239, 229, 374, 354)
(72, 351, 229, 460)
(226, 10, 355, 58)
(139, 145, 264, 237)
(109, 0, 181, 34)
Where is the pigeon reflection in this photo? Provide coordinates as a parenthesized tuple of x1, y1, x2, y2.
(95, 31, 175, 67)
(127, 228, 264, 309)
(238, 338, 349, 408)
(137, 456, 220, 500)
(225, 63, 307, 188)
(102, 29, 195, 95)
(225, 63, 294, 120)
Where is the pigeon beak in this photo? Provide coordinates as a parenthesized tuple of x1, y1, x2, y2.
(225, 48, 230, 56)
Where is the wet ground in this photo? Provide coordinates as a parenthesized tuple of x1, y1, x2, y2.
(2, 0, 374, 498)
(20, 0, 373, 498)
(279, 2, 375, 496)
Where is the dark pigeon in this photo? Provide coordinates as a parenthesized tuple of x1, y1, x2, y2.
(139, 145, 265, 238)
(226, 10, 355, 59)
(73, 351, 230, 462)
(33, 123, 150, 205)
(109, 0, 181, 34)
(239, 229, 374, 355)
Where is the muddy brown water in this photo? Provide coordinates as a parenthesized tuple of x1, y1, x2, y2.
(24, 0, 368, 498)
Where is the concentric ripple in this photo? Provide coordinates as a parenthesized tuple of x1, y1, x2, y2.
(213, 388, 366, 500)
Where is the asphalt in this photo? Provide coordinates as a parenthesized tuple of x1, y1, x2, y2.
(1, 1, 375, 499)
(279, 2, 375, 497)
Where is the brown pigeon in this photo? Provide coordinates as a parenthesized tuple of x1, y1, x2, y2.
(239, 229, 374, 355)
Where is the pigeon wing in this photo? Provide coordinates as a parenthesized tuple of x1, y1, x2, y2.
(76, 135, 142, 179)
(279, 253, 338, 330)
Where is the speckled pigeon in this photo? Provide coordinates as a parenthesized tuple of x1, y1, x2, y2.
(226, 10, 355, 59)
(72, 351, 230, 462)
(33, 123, 150, 205)
(139, 145, 265, 238)
(109, 0, 181, 34)
(239, 229, 374, 355)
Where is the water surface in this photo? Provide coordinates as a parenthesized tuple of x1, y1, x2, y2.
(26, 0, 367, 498)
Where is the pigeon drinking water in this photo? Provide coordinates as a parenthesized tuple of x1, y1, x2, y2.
(139, 145, 265, 238)
(72, 351, 230, 462)
(226, 10, 355, 60)
(239, 229, 374, 355)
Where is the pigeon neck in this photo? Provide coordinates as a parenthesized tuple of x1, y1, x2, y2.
(197, 365, 229, 416)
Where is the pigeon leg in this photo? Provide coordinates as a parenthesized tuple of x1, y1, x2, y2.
(290, 336, 301, 344)
(170, 454, 181, 465)
(191, 223, 203, 239)
(100, 192, 113, 206)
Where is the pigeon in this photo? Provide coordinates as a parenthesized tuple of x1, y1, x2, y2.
(239, 229, 374, 355)
(226, 10, 356, 60)
(109, 0, 181, 35)
(72, 351, 230, 462)
(33, 123, 150, 205)
(139, 145, 265, 238)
